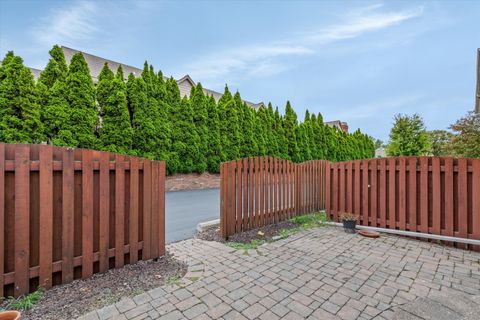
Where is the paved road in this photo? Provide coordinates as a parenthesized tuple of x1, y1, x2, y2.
(166, 188, 219, 243)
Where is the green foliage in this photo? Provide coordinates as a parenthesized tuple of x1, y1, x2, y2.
(97, 65, 133, 153)
(0, 51, 44, 143)
(427, 130, 454, 156)
(190, 83, 208, 172)
(2, 289, 43, 311)
(291, 212, 329, 227)
(61, 52, 97, 148)
(447, 112, 480, 158)
(386, 114, 431, 156)
(2, 47, 375, 174)
(227, 240, 266, 250)
(205, 96, 222, 172)
(170, 97, 201, 173)
(284, 101, 300, 161)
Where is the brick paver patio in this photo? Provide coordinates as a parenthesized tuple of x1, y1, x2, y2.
(78, 227, 480, 320)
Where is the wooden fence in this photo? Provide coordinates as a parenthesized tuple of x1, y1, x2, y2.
(0, 143, 166, 297)
(326, 157, 480, 248)
(220, 157, 328, 238)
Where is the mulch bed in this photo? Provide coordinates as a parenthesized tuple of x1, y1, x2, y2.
(196, 220, 297, 244)
(4, 254, 187, 320)
(166, 172, 220, 192)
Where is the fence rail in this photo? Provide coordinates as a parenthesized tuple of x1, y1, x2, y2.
(220, 157, 328, 238)
(0, 143, 165, 297)
(326, 157, 480, 249)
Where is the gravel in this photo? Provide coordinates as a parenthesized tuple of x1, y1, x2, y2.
(7, 254, 186, 320)
(196, 220, 297, 244)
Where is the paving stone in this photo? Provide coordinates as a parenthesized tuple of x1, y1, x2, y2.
(78, 227, 480, 320)
(183, 303, 208, 319)
(124, 303, 152, 319)
(133, 293, 151, 306)
(206, 302, 232, 318)
(242, 303, 267, 320)
(97, 305, 119, 320)
(116, 298, 137, 314)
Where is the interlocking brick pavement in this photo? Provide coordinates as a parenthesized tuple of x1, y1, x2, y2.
(77, 227, 480, 319)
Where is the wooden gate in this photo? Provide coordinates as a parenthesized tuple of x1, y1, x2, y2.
(220, 157, 328, 238)
(0, 143, 166, 297)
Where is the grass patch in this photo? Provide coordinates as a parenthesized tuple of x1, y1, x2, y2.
(227, 239, 267, 250)
(1, 289, 43, 311)
(166, 275, 182, 287)
(291, 211, 329, 228)
(226, 212, 330, 251)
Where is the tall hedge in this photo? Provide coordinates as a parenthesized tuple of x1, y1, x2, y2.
(0, 52, 43, 143)
(2, 48, 375, 175)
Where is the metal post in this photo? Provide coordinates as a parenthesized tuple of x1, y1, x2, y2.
(476, 48, 480, 113)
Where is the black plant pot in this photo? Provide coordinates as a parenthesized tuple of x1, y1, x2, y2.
(342, 220, 357, 233)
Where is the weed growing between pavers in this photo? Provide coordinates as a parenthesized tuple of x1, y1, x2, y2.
(166, 275, 182, 287)
(226, 211, 331, 252)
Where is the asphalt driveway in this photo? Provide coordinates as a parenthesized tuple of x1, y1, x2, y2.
(165, 188, 220, 243)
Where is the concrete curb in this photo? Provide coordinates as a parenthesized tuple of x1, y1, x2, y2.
(196, 219, 220, 232)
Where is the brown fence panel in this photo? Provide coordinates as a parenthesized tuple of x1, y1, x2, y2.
(0, 143, 165, 297)
(326, 156, 480, 250)
(220, 158, 328, 238)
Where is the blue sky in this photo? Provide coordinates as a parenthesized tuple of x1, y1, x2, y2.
(1, 0, 479, 141)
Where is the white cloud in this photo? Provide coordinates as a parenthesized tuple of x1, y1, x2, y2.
(301, 6, 424, 44)
(32, 1, 99, 48)
(185, 5, 424, 85)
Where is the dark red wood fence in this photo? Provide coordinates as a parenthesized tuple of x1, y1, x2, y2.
(220, 157, 328, 238)
(326, 157, 480, 247)
(0, 143, 165, 297)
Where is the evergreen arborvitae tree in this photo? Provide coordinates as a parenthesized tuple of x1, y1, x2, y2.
(190, 83, 208, 172)
(0, 52, 43, 143)
(128, 75, 157, 159)
(265, 103, 279, 156)
(237, 96, 257, 157)
(283, 101, 300, 161)
(170, 96, 201, 173)
(142, 65, 171, 164)
(205, 95, 222, 172)
(253, 107, 266, 156)
(222, 100, 241, 160)
(37, 46, 69, 144)
(97, 65, 133, 153)
(218, 85, 233, 161)
(296, 123, 311, 162)
(274, 106, 288, 158)
(38, 45, 68, 89)
(61, 52, 97, 148)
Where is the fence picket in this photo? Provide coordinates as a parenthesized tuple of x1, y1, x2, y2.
(398, 158, 406, 230)
(432, 157, 441, 235)
(362, 160, 369, 226)
(129, 157, 139, 264)
(389, 158, 397, 229)
(408, 157, 417, 231)
(99, 152, 110, 272)
(14, 145, 30, 296)
(420, 157, 429, 234)
(82, 150, 94, 278)
(39, 145, 53, 288)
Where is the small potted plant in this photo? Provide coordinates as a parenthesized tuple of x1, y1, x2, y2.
(340, 212, 358, 233)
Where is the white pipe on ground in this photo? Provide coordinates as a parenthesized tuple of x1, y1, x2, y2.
(326, 222, 480, 246)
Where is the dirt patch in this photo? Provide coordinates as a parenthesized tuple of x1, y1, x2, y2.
(166, 172, 219, 192)
(197, 220, 297, 244)
(7, 254, 186, 320)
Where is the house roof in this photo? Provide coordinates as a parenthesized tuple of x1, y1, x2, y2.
(32, 46, 264, 108)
